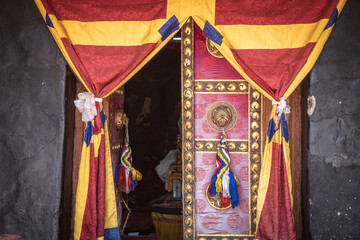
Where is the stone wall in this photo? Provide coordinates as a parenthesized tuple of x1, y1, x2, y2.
(0, 0, 66, 239)
(308, 0, 360, 238)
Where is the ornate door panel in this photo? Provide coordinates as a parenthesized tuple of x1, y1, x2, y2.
(108, 87, 125, 224)
(181, 19, 263, 240)
(109, 87, 125, 171)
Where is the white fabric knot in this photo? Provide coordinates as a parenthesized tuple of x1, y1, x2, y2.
(272, 97, 290, 121)
(74, 92, 103, 122)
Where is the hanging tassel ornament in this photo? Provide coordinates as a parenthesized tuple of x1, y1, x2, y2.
(208, 132, 240, 208)
(115, 123, 142, 194)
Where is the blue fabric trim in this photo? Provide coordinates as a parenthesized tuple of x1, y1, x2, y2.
(45, 13, 54, 28)
(203, 21, 223, 46)
(209, 172, 218, 196)
(158, 15, 180, 41)
(280, 113, 289, 143)
(100, 109, 107, 129)
(131, 173, 137, 191)
(84, 122, 94, 147)
(114, 163, 122, 183)
(104, 227, 120, 240)
(325, 8, 338, 30)
(229, 171, 239, 208)
(267, 118, 278, 143)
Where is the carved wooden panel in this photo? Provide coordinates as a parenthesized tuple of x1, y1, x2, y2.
(182, 19, 263, 240)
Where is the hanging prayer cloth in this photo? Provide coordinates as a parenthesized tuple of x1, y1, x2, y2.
(208, 133, 240, 208)
(115, 126, 142, 194)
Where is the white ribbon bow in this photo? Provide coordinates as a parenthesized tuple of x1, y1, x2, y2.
(74, 92, 103, 122)
(272, 97, 290, 121)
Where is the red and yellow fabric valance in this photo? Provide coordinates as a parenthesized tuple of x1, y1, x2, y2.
(34, 1, 346, 239)
(35, 0, 189, 98)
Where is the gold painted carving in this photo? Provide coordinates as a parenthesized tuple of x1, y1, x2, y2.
(185, 163, 192, 172)
(185, 194, 193, 203)
(206, 83, 214, 91)
(185, 205, 192, 214)
(251, 121, 259, 130)
(195, 142, 204, 151)
(206, 101, 237, 132)
(239, 143, 248, 151)
(195, 139, 248, 153)
(252, 112, 260, 120)
(185, 131, 193, 140)
(182, 18, 195, 240)
(185, 152, 193, 161)
(252, 174, 259, 182)
(185, 216, 193, 226)
(227, 83, 237, 91)
(184, 110, 192, 119)
(248, 86, 262, 235)
(184, 79, 192, 88)
(184, 142, 192, 151)
(195, 82, 204, 91)
(185, 184, 192, 193)
(251, 142, 259, 151)
(185, 174, 194, 182)
(252, 132, 260, 141)
(211, 105, 232, 128)
(184, 89, 193, 98)
(184, 37, 191, 46)
(239, 82, 247, 91)
(215, 83, 226, 91)
(115, 109, 126, 130)
(109, 87, 125, 155)
(206, 37, 224, 58)
(227, 142, 236, 150)
(194, 80, 249, 94)
(184, 100, 191, 109)
(185, 121, 192, 129)
(185, 228, 193, 238)
(252, 91, 260, 100)
(185, 48, 192, 57)
(251, 101, 260, 110)
(185, 68, 193, 78)
(252, 153, 260, 162)
(205, 142, 214, 150)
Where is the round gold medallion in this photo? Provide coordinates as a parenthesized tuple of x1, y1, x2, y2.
(206, 38, 224, 58)
(206, 101, 237, 132)
(205, 184, 231, 209)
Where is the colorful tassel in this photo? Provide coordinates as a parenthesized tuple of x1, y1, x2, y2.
(208, 133, 239, 208)
(115, 127, 142, 194)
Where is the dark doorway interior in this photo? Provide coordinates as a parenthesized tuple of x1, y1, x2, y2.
(121, 39, 182, 235)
